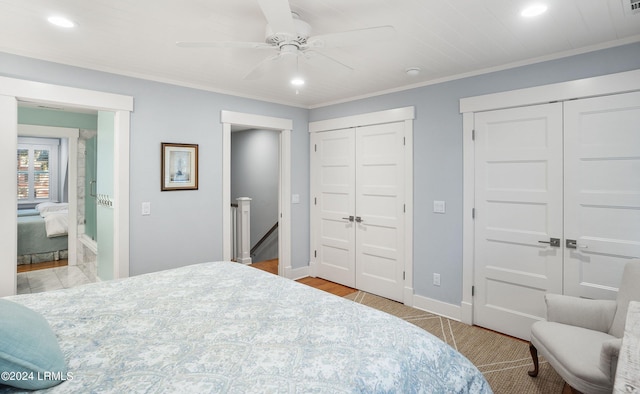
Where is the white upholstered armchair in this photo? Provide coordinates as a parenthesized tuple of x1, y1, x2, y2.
(528, 259, 640, 394)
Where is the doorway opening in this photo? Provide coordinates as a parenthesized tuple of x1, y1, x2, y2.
(0, 76, 132, 297)
(231, 127, 279, 269)
(221, 110, 292, 278)
(15, 123, 94, 293)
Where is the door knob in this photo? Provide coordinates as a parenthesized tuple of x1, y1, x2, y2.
(342, 216, 354, 222)
(538, 238, 560, 247)
(355, 216, 363, 223)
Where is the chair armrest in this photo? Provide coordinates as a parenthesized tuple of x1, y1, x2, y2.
(545, 294, 617, 332)
(600, 337, 623, 382)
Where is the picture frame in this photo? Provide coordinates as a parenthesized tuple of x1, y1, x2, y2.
(161, 143, 198, 191)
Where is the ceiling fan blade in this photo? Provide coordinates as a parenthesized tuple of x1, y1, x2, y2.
(306, 25, 396, 48)
(243, 53, 284, 80)
(176, 41, 273, 49)
(302, 50, 354, 73)
(256, 0, 296, 36)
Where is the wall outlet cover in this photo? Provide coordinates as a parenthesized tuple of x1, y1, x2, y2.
(433, 200, 446, 213)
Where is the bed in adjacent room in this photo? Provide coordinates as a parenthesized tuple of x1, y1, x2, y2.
(0, 261, 492, 393)
(17, 203, 69, 264)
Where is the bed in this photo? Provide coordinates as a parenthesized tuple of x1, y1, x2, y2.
(0, 261, 492, 393)
(17, 204, 68, 264)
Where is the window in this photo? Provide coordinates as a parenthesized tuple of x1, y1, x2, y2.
(17, 137, 59, 204)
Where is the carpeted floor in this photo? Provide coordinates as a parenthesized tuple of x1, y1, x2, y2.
(344, 291, 567, 394)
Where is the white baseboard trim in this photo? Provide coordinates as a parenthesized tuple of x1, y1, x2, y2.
(461, 301, 473, 325)
(412, 294, 462, 322)
(403, 286, 415, 307)
(308, 260, 317, 277)
(289, 265, 310, 281)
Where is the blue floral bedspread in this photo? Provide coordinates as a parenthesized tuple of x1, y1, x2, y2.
(3, 261, 492, 393)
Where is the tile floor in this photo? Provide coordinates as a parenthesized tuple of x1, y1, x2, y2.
(17, 261, 97, 294)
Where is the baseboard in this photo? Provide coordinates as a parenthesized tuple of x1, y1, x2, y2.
(412, 293, 462, 322)
(289, 265, 310, 281)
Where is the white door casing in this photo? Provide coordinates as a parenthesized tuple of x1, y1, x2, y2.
(563, 91, 640, 300)
(473, 103, 564, 340)
(309, 106, 414, 305)
(312, 122, 406, 302)
(461, 69, 640, 327)
(0, 76, 132, 297)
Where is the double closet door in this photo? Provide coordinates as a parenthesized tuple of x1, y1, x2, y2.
(311, 122, 406, 302)
(473, 91, 640, 340)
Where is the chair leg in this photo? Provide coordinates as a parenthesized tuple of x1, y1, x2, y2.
(528, 342, 539, 377)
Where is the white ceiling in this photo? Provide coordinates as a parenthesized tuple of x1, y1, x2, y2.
(1, 0, 639, 108)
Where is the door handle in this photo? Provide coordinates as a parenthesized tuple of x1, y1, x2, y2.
(342, 216, 354, 222)
(538, 238, 560, 247)
(89, 180, 97, 197)
(355, 216, 363, 223)
(566, 239, 588, 249)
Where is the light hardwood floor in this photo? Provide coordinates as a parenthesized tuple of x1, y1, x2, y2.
(17, 259, 69, 273)
(249, 259, 357, 297)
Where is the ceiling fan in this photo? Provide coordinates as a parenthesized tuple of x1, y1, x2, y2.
(176, 0, 395, 80)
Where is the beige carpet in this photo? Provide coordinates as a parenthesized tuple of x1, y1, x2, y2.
(344, 291, 566, 394)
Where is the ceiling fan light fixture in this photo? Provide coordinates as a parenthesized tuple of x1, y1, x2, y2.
(47, 15, 76, 28)
(521, 3, 548, 18)
(290, 77, 305, 86)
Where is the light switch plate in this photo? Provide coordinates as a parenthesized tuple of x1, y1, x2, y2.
(141, 202, 151, 215)
(433, 200, 446, 213)
(292, 194, 300, 204)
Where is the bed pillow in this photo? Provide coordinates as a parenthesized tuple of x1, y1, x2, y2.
(35, 202, 69, 215)
(0, 299, 67, 390)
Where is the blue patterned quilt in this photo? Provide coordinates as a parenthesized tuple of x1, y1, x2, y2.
(3, 262, 491, 393)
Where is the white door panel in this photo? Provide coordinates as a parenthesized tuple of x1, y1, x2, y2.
(313, 129, 356, 287)
(564, 91, 640, 299)
(474, 103, 563, 340)
(355, 123, 405, 302)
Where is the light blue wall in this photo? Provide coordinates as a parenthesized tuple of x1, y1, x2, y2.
(18, 107, 97, 130)
(3, 41, 639, 306)
(0, 51, 309, 276)
(310, 42, 640, 305)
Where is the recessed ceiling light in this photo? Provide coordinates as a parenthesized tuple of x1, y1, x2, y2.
(47, 15, 76, 28)
(406, 67, 421, 76)
(521, 3, 548, 18)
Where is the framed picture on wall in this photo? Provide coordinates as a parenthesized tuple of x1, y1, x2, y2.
(161, 143, 198, 191)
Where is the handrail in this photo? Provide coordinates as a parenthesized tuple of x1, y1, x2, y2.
(251, 221, 278, 256)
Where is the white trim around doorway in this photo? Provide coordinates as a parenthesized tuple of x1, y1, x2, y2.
(0, 76, 132, 296)
(220, 110, 293, 279)
(459, 69, 640, 326)
(308, 106, 415, 306)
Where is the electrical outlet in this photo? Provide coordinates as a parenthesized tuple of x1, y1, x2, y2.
(433, 273, 441, 286)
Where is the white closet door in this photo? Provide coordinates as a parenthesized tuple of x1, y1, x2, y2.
(563, 91, 640, 299)
(355, 122, 405, 302)
(474, 103, 563, 340)
(313, 128, 356, 287)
